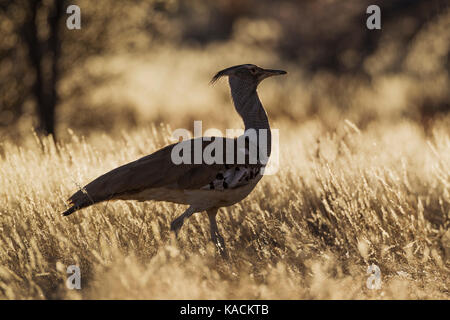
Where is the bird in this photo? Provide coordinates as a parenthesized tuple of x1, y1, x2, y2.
(62, 64, 287, 257)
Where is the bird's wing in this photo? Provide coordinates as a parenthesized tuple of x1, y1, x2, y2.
(65, 136, 262, 213)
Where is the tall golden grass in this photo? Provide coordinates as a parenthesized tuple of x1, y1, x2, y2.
(0, 115, 449, 299)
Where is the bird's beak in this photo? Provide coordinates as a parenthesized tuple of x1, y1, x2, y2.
(261, 68, 287, 79)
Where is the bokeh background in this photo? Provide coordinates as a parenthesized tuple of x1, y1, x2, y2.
(0, 0, 449, 141)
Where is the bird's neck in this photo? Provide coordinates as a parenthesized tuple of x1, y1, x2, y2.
(229, 78, 271, 131)
(229, 77, 272, 156)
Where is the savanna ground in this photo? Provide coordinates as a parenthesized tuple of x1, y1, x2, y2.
(0, 2, 450, 299)
(1, 113, 449, 299)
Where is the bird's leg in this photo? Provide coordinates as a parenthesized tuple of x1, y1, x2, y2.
(170, 206, 195, 236)
(207, 208, 228, 258)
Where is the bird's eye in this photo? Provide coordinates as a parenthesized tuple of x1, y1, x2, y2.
(249, 68, 257, 74)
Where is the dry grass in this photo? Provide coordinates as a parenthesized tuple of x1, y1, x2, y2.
(0, 116, 449, 299)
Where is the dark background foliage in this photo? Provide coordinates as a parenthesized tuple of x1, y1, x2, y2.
(0, 0, 449, 140)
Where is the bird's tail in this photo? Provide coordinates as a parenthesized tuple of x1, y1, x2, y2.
(62, 205, 78, 216)
(61, 189, 92, 216)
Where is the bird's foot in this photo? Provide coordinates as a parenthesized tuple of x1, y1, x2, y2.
(216, 244, 229, 259)
(212, 233, 228, 259)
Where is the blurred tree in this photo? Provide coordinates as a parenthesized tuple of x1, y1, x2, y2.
(0, 0, 66, 137)
(0, 0, 173, 139)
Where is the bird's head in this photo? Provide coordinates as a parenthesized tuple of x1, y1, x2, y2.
(211, 64, 287, 87)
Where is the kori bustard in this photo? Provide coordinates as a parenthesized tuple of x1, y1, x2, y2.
(62, 64, 286, 256)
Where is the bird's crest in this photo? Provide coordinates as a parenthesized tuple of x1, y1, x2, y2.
(210, 64, 256, 84)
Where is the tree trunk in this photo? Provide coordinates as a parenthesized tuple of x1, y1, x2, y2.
(22, 0, 65, 138)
